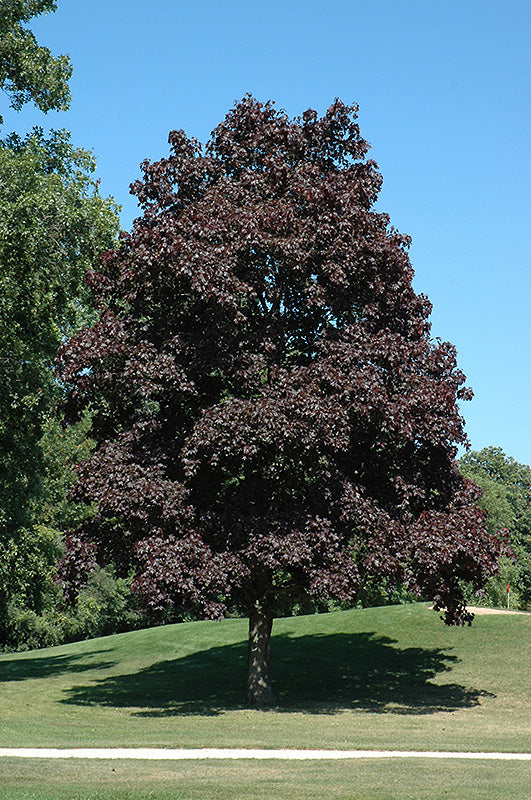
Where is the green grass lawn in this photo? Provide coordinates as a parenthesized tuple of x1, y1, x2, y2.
(1, 758, 531, 800)
(0, 603, 529, 799)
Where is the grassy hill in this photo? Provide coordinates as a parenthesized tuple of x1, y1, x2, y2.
(0, 603, 529, 799)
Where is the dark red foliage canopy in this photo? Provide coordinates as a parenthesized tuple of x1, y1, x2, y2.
(57, 97, 503, 627)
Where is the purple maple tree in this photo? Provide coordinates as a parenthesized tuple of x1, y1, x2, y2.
(57, 97, 503, 706)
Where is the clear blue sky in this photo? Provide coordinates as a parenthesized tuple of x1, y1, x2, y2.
(3, 0, 530, 464)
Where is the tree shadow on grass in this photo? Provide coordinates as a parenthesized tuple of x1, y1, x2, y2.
(62, 631, 493, 716)
(0, 651, 115, 682)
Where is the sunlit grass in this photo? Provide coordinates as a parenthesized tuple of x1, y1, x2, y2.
(1, 757, 530, 800)
(0, 603, 529, 753)
(0, 603, 529, 798)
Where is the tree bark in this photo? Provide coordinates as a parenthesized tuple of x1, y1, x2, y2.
(246, 605, 275, 707)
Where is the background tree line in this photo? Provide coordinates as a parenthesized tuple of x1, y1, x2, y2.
(0, 2, 529, 657)
(0, 0, 146, 649)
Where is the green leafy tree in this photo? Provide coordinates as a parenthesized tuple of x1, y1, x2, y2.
(0, 129, 119, 637)
(0, 0, 71, 125)
(459, 447, 531, 608)
(37, 411, 96, 533)
(0, 0, 121, 646)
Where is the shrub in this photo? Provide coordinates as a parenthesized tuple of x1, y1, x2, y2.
(1, 566, 148, 652)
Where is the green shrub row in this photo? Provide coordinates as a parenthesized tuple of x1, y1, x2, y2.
(1, 567, 148, 652)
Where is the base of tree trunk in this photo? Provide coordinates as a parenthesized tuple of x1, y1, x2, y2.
(246, 607, 276, 707)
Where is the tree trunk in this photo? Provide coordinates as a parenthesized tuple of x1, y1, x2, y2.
(246, 605, 275, 707)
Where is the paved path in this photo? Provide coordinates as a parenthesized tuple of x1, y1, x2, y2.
(0, 748, 529, 761)
(466, 606, 529, 616)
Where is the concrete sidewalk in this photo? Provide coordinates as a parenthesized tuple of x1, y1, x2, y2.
(0, 748, 529, 761)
